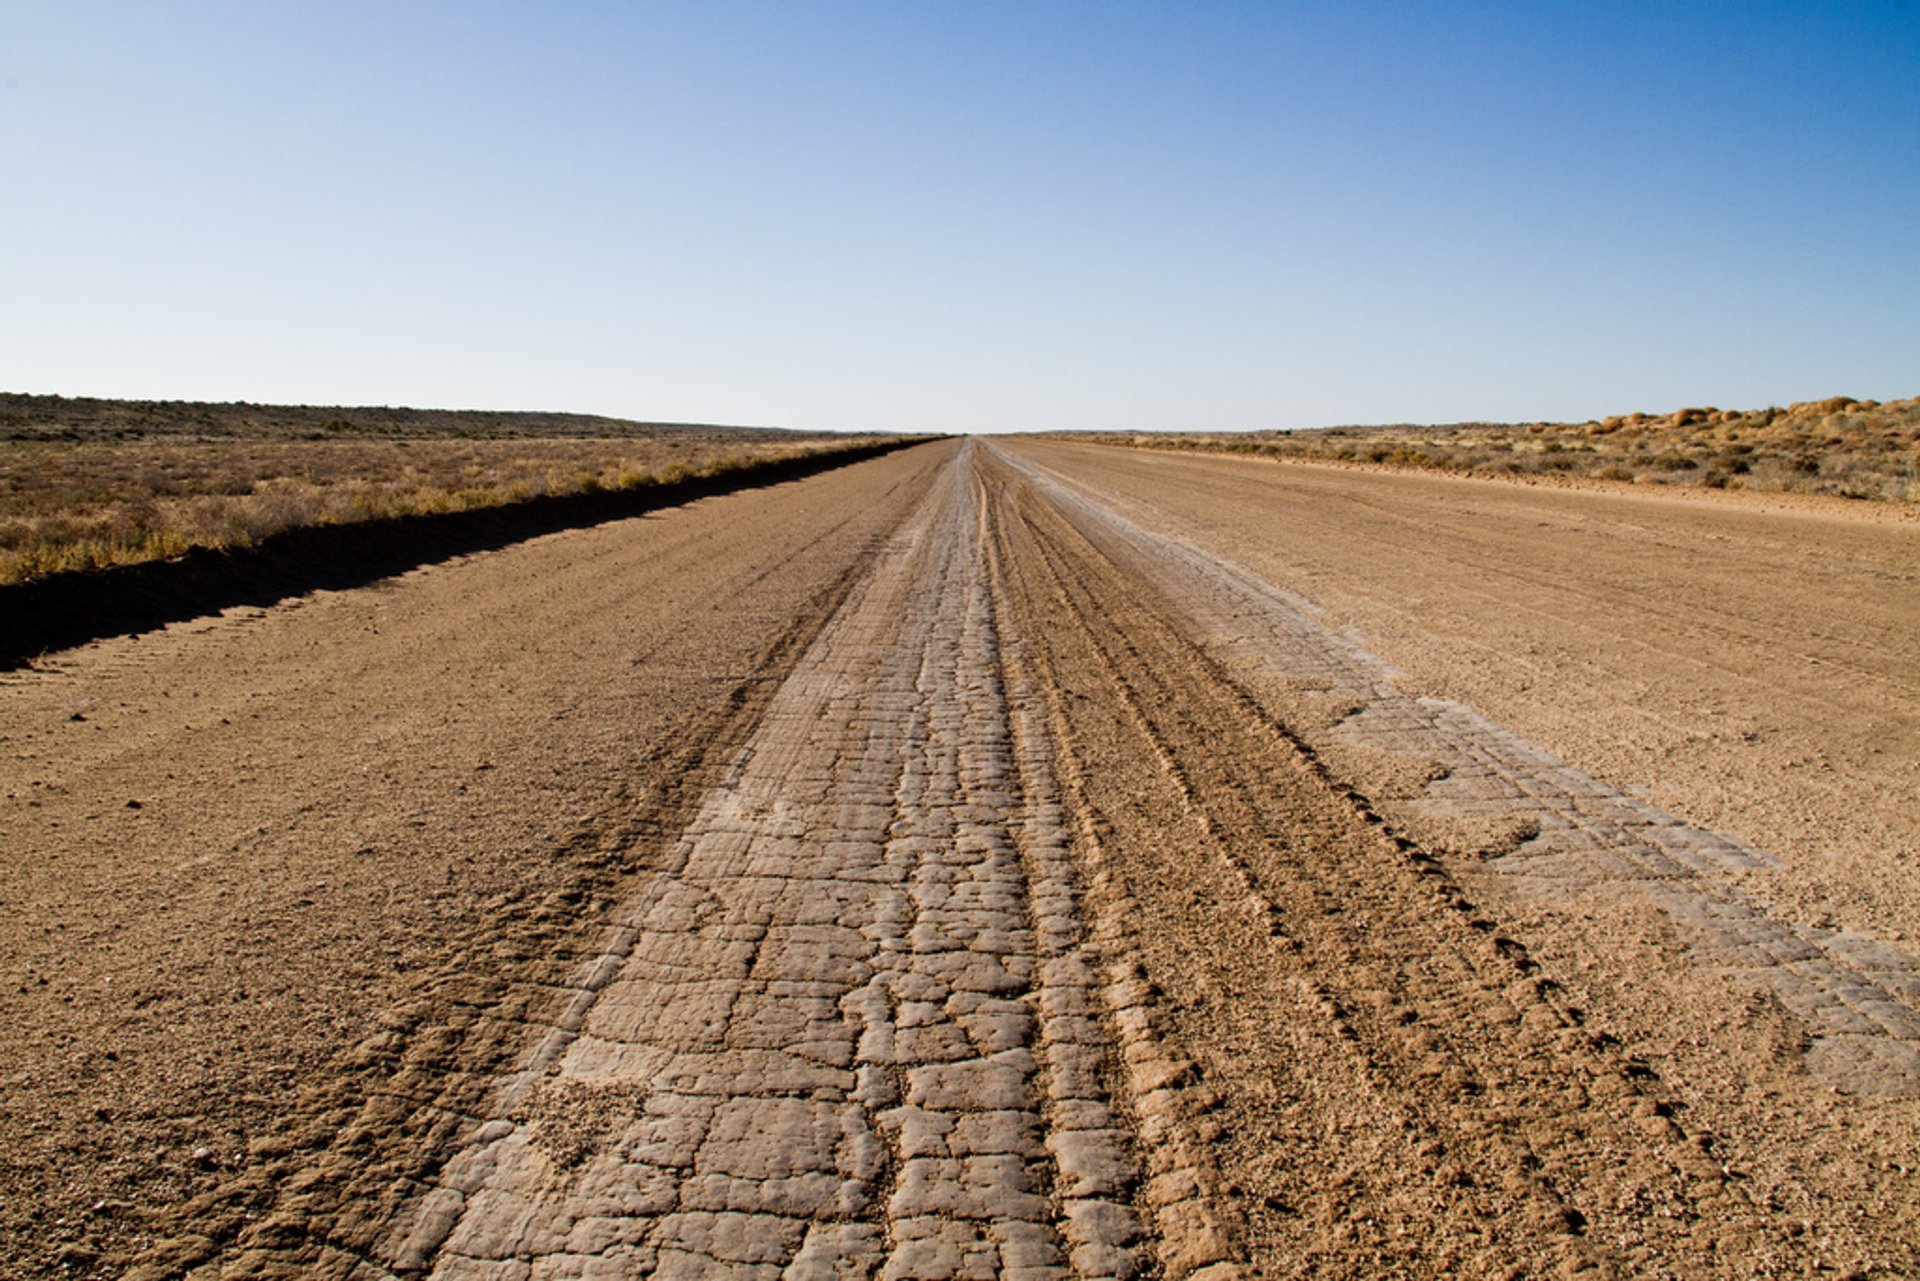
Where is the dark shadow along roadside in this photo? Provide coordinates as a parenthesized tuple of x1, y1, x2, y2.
(0, 437, 934, 670)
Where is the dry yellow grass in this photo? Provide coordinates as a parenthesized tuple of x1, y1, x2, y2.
(1068, 395, 1920, 502)
(0, 395, 894, 584)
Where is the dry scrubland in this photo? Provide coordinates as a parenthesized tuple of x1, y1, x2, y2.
(0, 393, 886, 584)
(1076, 394, 1920, 501)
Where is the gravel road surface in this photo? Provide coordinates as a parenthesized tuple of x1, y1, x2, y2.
(3, 438, 1915, 1278)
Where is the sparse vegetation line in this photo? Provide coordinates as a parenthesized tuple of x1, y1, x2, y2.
(0, 393, 916, 585)
(0, 434, 935, 669)
(1060, 394, 1920, 503)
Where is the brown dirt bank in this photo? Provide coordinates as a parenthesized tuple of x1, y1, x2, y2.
(1, 391, 904, 585)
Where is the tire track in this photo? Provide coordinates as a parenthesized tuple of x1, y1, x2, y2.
(983, 484, 1247, 1281)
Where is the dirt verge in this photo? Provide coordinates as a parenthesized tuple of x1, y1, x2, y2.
(0, 439, 928, 669)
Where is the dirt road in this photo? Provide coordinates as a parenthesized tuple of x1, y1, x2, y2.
(3, 439, 1916, 1277)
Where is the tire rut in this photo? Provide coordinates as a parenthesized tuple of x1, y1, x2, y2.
(997, 445, 1920, 1100)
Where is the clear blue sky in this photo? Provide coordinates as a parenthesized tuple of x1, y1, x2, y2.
(4, 2, 1916, 433)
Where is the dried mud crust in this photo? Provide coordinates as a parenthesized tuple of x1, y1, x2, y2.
(360, 450, 1224, 1280)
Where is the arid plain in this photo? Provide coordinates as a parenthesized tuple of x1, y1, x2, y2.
(3, 436, 1916, 1278)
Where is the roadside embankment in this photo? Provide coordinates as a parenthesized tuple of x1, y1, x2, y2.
(0, 437, 933, 668)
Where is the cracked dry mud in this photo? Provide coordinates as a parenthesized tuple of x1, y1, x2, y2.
(385, 457, 1203, 1280)
(5, 438, 1919, 1277)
